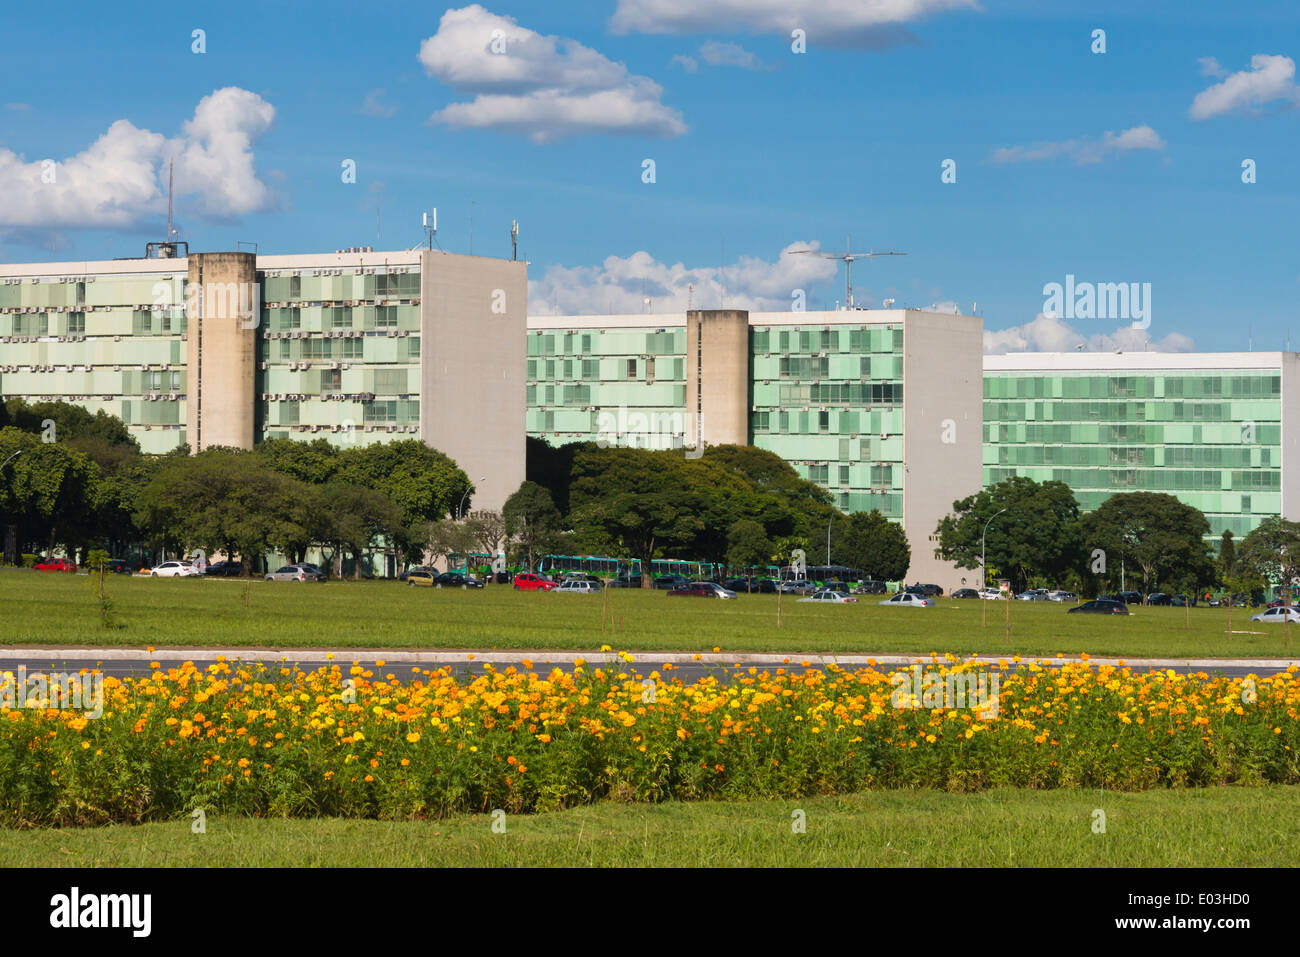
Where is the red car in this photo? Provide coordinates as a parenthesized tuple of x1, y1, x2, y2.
(513, 573, 556, 592)
(34, 558, 77, 573)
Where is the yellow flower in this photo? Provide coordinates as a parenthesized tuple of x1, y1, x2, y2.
(405, 732, 421, 743)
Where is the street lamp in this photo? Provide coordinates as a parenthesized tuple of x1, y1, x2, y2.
(981, 507, 1007, 592)
(458, 476, 486, 520)
(1, 449, 22, 470)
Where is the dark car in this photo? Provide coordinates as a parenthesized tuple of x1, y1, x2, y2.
(853, 580, 888, 595)
(1068, 599, 1130, 615)
(1116, 591, 1143, 605)
(434, 572, 483, 589)
(667, 582, 734, 599)
(1170, 594, 1196, 607)
(654, 575, 692, 590)
(821, 581, 852, 594)
(951, 588, 980, 599)
(905, 583, 944, 597)
(204, 560, 243, 577)
(1146, 592, 1171, 606)
(608, 575, 643, 589)
(724, 577, 762, 593)
(99, 558, 133, 575)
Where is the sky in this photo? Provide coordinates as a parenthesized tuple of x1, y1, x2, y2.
(1, 0, 1297, 353)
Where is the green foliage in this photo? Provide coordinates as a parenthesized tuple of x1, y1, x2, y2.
(502, 482, 562, 572)
(1082, 492, 1217, 596)
(1238, 515, 1300, 601)
(20, 554, 36, 568)
(935, 477, 1083, 592)
(725, 519, 772, 570)
(832, 509, 911, 581)
(85, 549, 110, 569)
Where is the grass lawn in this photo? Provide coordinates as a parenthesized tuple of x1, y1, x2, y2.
(2, 785, 1296, 867)
(2, 568, 1297, 658)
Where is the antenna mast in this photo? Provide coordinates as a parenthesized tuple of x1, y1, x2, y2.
(166, 159, 174, 241)
(787, 234, 907, 309)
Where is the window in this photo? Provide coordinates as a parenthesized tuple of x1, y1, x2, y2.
(626, 358, 638, 379)
(321, 369, 342, 393)
(67, 312, 85, 334)
(374, 369, 407, 394)
(342, 338, 363, 359)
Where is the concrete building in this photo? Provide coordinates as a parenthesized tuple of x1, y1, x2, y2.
(525, 308, 986, 588)
(984, 351, 1300, 541)
(0, 244, 526, 513)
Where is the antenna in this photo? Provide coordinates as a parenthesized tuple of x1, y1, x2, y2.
(786, 233, 907, 309)
(511, 219, 519, 261)
(423, 209, 439, 251)
(166, 158, 174, 242)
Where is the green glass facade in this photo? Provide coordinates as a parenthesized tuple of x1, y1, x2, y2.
(0, 271, 188, 453)
(983, 368, 1284, 539)
(257, 265, 422, 444)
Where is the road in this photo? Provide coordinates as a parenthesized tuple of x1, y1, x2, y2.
(0, 648, 1293, 683)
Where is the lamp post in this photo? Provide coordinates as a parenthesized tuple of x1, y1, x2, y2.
(1, 449, 23, 566)
(826, 516, 832, 569)
(981, 507, 1007, 627)
(458, 476, 486, 520)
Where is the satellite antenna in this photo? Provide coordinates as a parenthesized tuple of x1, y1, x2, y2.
(787, 234, 906, 309)
(511, 220, 519, 261)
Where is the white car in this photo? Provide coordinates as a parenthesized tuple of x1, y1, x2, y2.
(554, 580, 601, 594)
(150, 561, 198, 578)
(1047, 590, 1077, 602)
(1250, 607, 1300, 624)
(798, 590, 858, 604)
(879, 592, 934, 608)
(978, 588, 1006, 600)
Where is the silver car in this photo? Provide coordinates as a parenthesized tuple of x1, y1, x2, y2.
(265, 563, 327, 582)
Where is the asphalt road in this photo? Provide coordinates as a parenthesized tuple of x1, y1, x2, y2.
(0, 649, 1293, 683)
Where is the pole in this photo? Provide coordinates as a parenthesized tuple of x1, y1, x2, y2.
(981, 507, 1007, 627)
(827, 517, 832, 568)
(1004, 588, 1010, 646)
(777, 580, 783, 629)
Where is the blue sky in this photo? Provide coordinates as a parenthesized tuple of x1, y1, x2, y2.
(1, 0, 1297, 352)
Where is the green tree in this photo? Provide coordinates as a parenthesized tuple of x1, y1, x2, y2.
(337, 440, 469, 525)
(1082, 492, 1216, 598)
(833, 509, 911, 582)
(725, 519, 773, 571)
(1238, 516, 1300, 606)
(934, 477, 1083, 593)
(1218, 530, 1236, 586)
(316, 483, 404, 579)
(502, 481, 562, 572)
(254, 437, 341, 485)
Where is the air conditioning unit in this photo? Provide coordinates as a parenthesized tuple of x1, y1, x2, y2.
(168, 392, 177, 400)
(341, 363, 349, 370)
(114, 365, 120, 371)
(364, 425, 374, 432)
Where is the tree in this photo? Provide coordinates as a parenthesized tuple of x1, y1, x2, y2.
(726, 519, 772, 571)
(833, 509, 911, 582)
(1218, 530, 1236, 586)
(1082, 492, 1216, 598)
(254, 437, 341, 485)
(465, 510, 507, 569)
(1238, 516, 1300, 604)
(337, 440, 469, 525)
(421, 518, 478, 572)
(317, 483, 404, 579)
(0, 427, 100, 560)
(502, 481, 561, 572)
(934, 477, 1083, 593)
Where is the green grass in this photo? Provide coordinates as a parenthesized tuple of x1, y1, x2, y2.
(2, 568, 1295, 658)
(2, 785, 1295, 866)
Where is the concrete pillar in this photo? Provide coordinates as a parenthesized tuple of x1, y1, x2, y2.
(685, 309, 750, 450)
(186, 252, 258, 451)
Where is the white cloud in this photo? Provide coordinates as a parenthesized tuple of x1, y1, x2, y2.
(698, 41, 766, 69)
(990, 125, 1165, 165)
(1198, 56, 1227, 78)
(669, 54, 699, 72)
(610, 0, 980, 46)
(984, 314, 1195, 355)
(419, 4, 685, 143)
(528, 242, 838, 314)
(0, 87, 275, 229)
(361, 89, 397, 118)
(1189, 54, 1300, 120)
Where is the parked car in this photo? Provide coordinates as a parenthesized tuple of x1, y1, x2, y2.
(399, 565, 434, 582)
(434, 571, 483, 589)
(1067, 599, 1130, 615)
(513, 573, 556, 592)
(1146, 592, 1172, 606)
(653, 575, 692, 590)
(853, 580, 889, 595)
(978, 588, 1006, 600)
(951, 588, 980, 599)
(204, 560, 243, 577)
(667, 582, 735, 599)
(151, 560, 198, 578)
(608, 575, 643, 589)
(1170, 594, 1196, 607)
(265, 563, 327, 582)
(777, 580, 817, 595)
(105, 559, 133, 575)
(798, 590, 858, 604)
(406, 570, 436, 587)
(1015, 589, 1050, 601)
(1116, 591, 1143, 605)
(1250, 606, 1300, 624)
(1046, 590, 1077, 602)
(553, 579, 601, 594)
(724, 577, 764, 593)
(906, 583, 944, 597)
(879, 592, 934, 608)
(34, 557, 77, 573)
